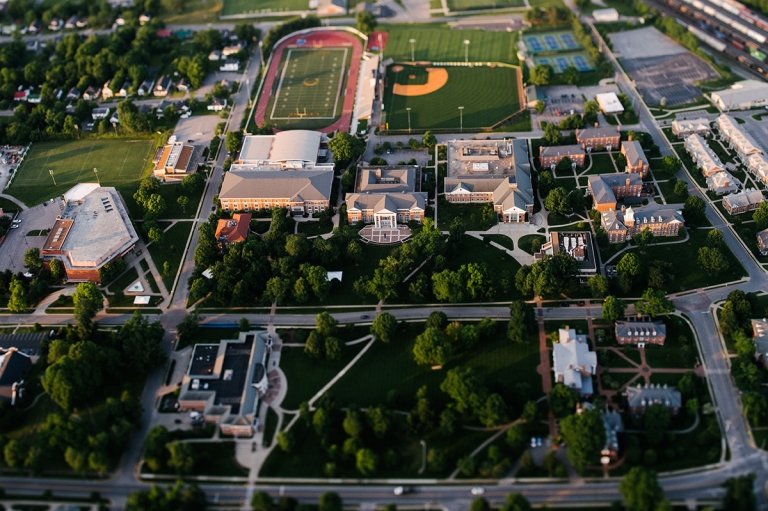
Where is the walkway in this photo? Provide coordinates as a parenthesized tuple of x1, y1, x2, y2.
(535, 303, 556, 438)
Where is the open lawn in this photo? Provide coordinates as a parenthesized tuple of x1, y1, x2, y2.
(382, 25, 519, 64)
(147, 222, 193, 290)
(8, 139, 155, 206)
(437, 197, 497, 230)
(518, 234, 546, 254)
(221, 0, 308, 16)
(642, 315, 698, 368)
(447, 0, 525, 10)
(325, 243, 395, 305)
(384, 64, 521, 130)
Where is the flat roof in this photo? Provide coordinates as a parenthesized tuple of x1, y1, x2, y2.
(238, 130, 323, 166)
(596, 92, 624, 114)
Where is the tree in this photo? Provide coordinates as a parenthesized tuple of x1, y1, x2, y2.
(548, 383, 577, 418)
(440, 367, 485, 416)
(559, 407, 605, 471)
(617, 252, 642, 291)
(143, 426, 169, 472)
(226, 130, 243, 154)
(126, 482, 206, 511)
(315, 311, 338, 337)
(545, 187, 569, 215)
(698, 246, 729, 274)
(318, 492, 343, 511)
(588, 275, 608, 297)
(412, 327, 450, 366)
(620, 467, 665, 511)
(683, 195, 706, 225)
(7, 276, 27, 313)
(635, 288, 673, 318)
(422, 130, 437, 149)
(355, 447, 377, 475)
(661, 155, 681, 173)
(73, 282, 103, 335)
(470, 498, 491, 511)
(177, 195, 190, 214)
(530, 64, 553, 86)
(23, 248, 42, 273)
(144, 193, 166, 218)
(276, 430, 294, 452)
(501, 493, 532, 511)
(634, 228, 654, 250)
(542, 122, 561, 145)
(355, 10, 377, 34)
(754, 201, 768, 230)
(167, 441, 196, 474)
(371, 312, 397, 343)
(563, 65, 579, 85)
(508, 300, 534, 343)
(722, 474, 756, 511)
(644, 403, 671, 446)
(673, 180, 688, 198)
(176, 312, 200, 347)
(602, 295, 625, 322)
(119, 311, 166, 374)
(328, 132, 365, 166)
(252, 491, 274, 511)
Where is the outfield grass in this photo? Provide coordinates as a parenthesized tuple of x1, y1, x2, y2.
(382, 25, 519, 64)
(221, 0, 308, 16)
(384, 65, 521, 130)
(147, 222, 193, 290)
(8, 139, 155, 206)
(448, 0, 525, 10)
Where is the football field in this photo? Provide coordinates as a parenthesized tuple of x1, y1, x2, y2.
(268, 47, 349, 123)
(7, 139, 154, 206)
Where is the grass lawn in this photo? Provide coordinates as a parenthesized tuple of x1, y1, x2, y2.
(383, 65, 521, 130)
(642, 315, 698, 368)
(449, 235, 522, 284)
(584, 152, 617, 174)
(184, 442, 248, 476)
(263, 407, 279, 447)
(147, 222, 193, 290)
(325, 243, 396, 305)
(447, 0, 525, 10)
(731, 221, 768, 263)
(161, 0, 222, 23)
(296, 220, 333, 237)
(221, 0, 306, 16)
(8, 139, 155, 206)
(437, 197, 497, 230)
(518, 234, 546, 254)
(105, 266, 140, 294)
(481, 233, 514, 250)
(382, 24, 519, 64)
(657, 179, 687, 203)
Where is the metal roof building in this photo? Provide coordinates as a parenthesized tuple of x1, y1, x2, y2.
(711, 80, 768, 111)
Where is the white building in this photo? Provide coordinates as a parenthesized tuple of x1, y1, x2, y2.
(711, 80, 768, 111)
(671, 117, 710, 138)
(595, 92, 624, 114)
(593, 8, 619, 22)
(552, 327, 597, 395)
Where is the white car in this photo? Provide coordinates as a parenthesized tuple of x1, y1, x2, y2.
(470, 487, 485, 496)
(393, 486, 411, 496)
(10, 224, 19, 229)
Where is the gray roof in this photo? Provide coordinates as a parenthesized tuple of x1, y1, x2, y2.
(356, 166, 416, 193)
(626, 384, 682, 410)
(712, 80, 768, 109)
(577, 126, 620, 140)
(723, 189, 764, 209)
(539, 144, 585, 160)
(238, 131, 323, 166)
(757, 228, 768, 249)
(445, 176, 505, 194)
(588, 173, 642, 205)
(345, 192, 426, 213)
(220, 169, 333, 202)
(552, 328, 597, 395)
(615, 320, 666, 339)
(0, 348, 32, 387)
(0, 333, 47, 357)
(621, 140, 648, 168)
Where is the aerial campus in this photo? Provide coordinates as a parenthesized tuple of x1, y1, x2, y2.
(3, 0, 768, 511)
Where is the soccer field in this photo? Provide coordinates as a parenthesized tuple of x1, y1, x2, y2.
(383, 65, 521, 131)
(221, 0, 308, 16)
(383, 25, 519, 64)
(7, 139, 154, 206)
(447, 0, 525, 11)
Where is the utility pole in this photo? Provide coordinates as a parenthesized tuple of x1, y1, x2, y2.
(407, 107, 412, 134)
(458, 106, 464, 132)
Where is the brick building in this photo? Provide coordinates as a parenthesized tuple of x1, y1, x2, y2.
(575, 126, 620, 151)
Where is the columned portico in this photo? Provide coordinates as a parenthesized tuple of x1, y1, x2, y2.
(374, 211, 396, 229)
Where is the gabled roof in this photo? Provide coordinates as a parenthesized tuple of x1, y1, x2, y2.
(345, 192, 426, 213)
(621, 140, 648, 167)
(0, 348, 31, 386)
(615, 320, 666, 339)
(588, 175, 616, 205)
(626, 384, 682, 409)
(552, 328, 597, 394)
(220, 169, 334, 202)
(356, 166, 416, 193)
(601, 209, 626, 232)
(215, 213, 252, 244)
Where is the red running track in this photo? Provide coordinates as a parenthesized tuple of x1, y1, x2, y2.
(254, 30, 363, 134)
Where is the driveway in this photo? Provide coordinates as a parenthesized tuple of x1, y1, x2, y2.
(0, 201, 61, 273)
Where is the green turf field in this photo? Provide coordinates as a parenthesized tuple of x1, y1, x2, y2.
(269, 47, 348, 122)
(221, 0, 308, 16)
(382, 25, 519, 64)
(8, 139, 154, 206)
(383, 64, 521, 131)
(447, 0, 525, 11)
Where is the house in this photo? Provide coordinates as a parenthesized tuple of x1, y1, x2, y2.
(552, 327, 597, 395)
(0, 347, 32, 405)
(723, 187, 765, 215)
(711, 80, 768, 111)
(176, 78, 190, 92)
(215, 213, 252, 245)
(684, 134, 725, 177)
(671, 117, 710, 138)
(615, 320, 666, 346)
(219, 169, 334, 215)
(219, 59, 239, 72)
(588, 173, 643, 213)
(91, 107, 111, 121)
(621, 140, 649, 177)
(752, 318, 768, 367)
(153, 75, 173, 97)
(153, 142, 197, 180)
(222, 43, 243, 57)
(208, 49, 222, 61)
(595, 92, 624, 114)
(444, 139, 534, 223)
(236, 131, 333, 169)
(706, 171, 739, 195)
(757, 229, 768, 256)
(533, 231, 598, 277)
(539, 144, 586, 169)
(82, 85, 100, 101)
(137, 79, 155, 96)
(178, 331, 271, 437)
(625, 383, 682, 415)
(317, 0, 348, 16)
(65, 15, 78, 30)
(346, 192, 426, 226)
(207, 97, 228, 111)
(101, 81, 115, 100)
(747, 154, 768, 185)
(48, 18, 63, 31)
(41, 184, 140, 282)
(66, 87, 80, 101)
(716, 114, 768, 185)
(601, 204, 684, 243)
(117, 81, 131, 98)
(576, 126, 620, 151)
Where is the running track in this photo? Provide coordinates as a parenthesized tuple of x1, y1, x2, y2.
(254, 30, 363, 134)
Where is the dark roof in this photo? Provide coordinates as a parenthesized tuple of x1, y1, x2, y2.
(0, 333, 47, 357)
(0, 348, 32, 386)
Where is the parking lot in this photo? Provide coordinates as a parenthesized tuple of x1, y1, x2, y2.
(173, 114, 222, 147)
(532, 84, 621, 129)
(0, 201, 62, 273)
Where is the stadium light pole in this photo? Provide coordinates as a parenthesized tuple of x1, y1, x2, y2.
(458, 106, 464, 132)
(93, 167, 100, 185)
(409, 38, 416, 61)
(48, 169, 56, 186)
(463, 39, 470, 63)
(406, 107, 412, 134)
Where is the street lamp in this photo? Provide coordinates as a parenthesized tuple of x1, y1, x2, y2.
(406, 107, 412, 134)
(463, 39, 470, 63)
(93, 167, 100, 185)
(48, 169, 56, 186)
(409, 38, 416, 61)
(458, 106, 464, 132)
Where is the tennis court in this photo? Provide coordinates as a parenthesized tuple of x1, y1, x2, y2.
(268, 47, 349, 121)
(523, 31, 582, 55)
(534, 51, 594, 72)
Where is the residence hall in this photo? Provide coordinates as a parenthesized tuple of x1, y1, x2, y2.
(444, 139, 534, 223)
(717, 114, 768, 185)
(588, 173, 643, 213)
(41, 184, 139, 282)
(670, 117, 710, 138)
(723, 189, 764, 215)
(601, 204, 684, 243)
(625, 384, 682, 414)
(615, 320, 666, 346)
(538, 144, 586, 169)
(575, 126, 620, 151)
(345, 166, 426, 226)
(620, 140, 649, 177)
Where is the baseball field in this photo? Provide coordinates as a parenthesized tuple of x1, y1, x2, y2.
(383, 64, 522, 131)
(7, 139, 154, 206)
(382, 25, 519, 64)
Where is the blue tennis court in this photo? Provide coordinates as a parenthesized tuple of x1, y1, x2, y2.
(533, 51, 594, 73)
(524, 35, 543, 53)
(523, 31, 583, 55)
(561, 33, 578, 49)
(573, 55, 591, 71)
(545, 34, 559, 50)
